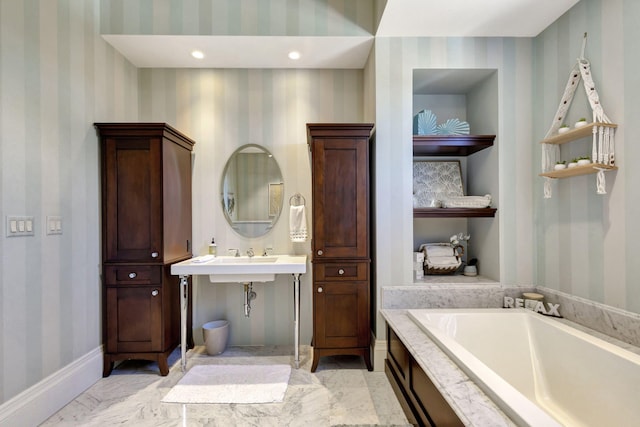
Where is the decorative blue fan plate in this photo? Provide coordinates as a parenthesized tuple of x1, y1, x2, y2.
(436, 118, 470, 135)
(413, 110, 438, 135)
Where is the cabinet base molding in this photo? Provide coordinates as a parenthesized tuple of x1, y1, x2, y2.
(311, 347, 372, 372)
(103, 345, 178, 377)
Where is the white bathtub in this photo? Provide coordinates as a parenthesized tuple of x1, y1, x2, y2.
(407, 308, 640, 427)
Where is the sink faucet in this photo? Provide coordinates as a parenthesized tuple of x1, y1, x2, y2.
(228, 248, 240, 257)
(246, 248, 254, 258)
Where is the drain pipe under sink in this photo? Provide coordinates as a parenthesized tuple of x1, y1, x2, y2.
(243, 282, 257, 317)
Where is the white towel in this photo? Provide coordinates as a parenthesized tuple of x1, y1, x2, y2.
(289, 205, 307, 242)
(420, 244, 454, 257)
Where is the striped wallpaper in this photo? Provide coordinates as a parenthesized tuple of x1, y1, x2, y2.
(372, 36, 535, 338)
(2, 0, 640, 416)
(373, 0, 640, 337)
(0, 0, 139, 405)
(137, 67, 364, 347)
(100, 0, 376, 36)
(533, 0, 639, 313)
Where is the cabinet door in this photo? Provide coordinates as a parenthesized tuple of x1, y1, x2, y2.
(311, 138, 369, 259)
(103, 138, 162, 262)
(313, 281, 369, 348)
(105, 286, 163, 353)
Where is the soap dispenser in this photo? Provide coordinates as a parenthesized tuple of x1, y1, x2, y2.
(208, 238, 217, 256)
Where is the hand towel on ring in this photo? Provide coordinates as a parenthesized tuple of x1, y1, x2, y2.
(289, 205, 307, 242)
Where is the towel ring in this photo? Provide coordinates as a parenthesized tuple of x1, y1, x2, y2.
(289, 193, 306, 206)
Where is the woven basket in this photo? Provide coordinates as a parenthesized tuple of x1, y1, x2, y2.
(421, 243, 464, 275)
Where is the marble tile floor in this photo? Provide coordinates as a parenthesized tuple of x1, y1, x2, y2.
(41, 345, 411, 427)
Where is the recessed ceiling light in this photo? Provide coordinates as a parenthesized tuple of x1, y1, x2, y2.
(288, 51, 301, 60)
(191, 50, 205, 59)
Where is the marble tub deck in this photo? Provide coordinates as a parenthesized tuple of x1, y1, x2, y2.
(41, 345, 410, 427)
(382, 309, 516, 427)
(382, 307, 640, 427)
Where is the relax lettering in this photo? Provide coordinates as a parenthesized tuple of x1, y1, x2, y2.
(503, 296, 561, 317)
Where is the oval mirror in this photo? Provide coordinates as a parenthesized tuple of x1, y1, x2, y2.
(220, 144, 284, 238)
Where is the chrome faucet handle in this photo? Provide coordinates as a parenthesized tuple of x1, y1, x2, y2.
(228, 248, 240, 257)
(247, 248, 254, 258)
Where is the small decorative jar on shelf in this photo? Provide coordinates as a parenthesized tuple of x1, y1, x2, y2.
(463, 258, 478, 277)
(558, 124, 570, 134)
(577, 156, 591, 166)
(574, 118, 588, 129)
(567, 159, 579, 168)
(554, 161, 567, 170)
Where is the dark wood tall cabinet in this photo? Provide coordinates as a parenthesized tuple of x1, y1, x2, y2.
(96, 123, 194, 377)
(307, 123, 374, 372)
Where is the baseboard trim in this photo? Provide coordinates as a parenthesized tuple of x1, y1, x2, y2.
(0, 346, 103, 426)
(371, 333, 387, 372)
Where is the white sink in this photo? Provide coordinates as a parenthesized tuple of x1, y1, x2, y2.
(171, 254, 307, 283)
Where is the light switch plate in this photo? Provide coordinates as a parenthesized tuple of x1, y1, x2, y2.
(47, 216, 63, 235)
(6, 216, 35, 237)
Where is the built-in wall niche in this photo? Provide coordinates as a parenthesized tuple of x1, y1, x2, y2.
(412, 68, 498, 136)
(412, 68, 500, 281)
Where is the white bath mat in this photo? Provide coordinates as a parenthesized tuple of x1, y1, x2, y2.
(161, 364, 291, 404)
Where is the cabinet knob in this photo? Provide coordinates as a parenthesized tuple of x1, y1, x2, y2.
(317, 286, 323, 293)
(338, 269, 345, 275)
(128, 272, 137, 279)
(151, 289, 159, 297)
(317, 250, 323, 256)
(151, 252, 159, 258)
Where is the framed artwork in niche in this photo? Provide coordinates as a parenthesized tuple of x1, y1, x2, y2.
(413, 160, 464, 207)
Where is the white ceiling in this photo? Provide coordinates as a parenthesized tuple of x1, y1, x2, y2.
(413, 69, 497, 95)
(104, 0, 580, 69)
(102, 35, 375, 69)
(376, 0, 580, 37)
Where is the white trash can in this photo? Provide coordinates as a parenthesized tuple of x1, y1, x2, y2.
(202, 320, 229, 355)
